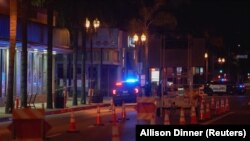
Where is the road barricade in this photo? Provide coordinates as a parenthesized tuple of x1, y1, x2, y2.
(136, 96, 157, 121)
(162, 95, 192, 109)
(8, 108, 51, 141)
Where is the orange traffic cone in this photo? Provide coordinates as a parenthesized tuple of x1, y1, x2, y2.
(67, 111, 79, 133)
(201, 96, 205, 105)
(109, 99, 114, 111)
(190, 105, 197, 124)
(225, 97, 230, 112)
(95, 104, 104, 126)
(150, 114, 156, 125)
(164, 111, 170, 125)
(110, 105, 118, 124)
(220, 99, 225, 114)
(112, 124, 120, 141)
(205, 103, 211, 120)
(211, 96, 215, 109)
(15, 96, 19, 109)
(119, 102, 129, 121)
(199, 102, 205, 121)
(179, 108, 186, 125)
(215, 100, 220, 116)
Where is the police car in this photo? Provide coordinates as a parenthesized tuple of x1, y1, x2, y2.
(112, 78, 140, 106)
(204, 80, 246, 95)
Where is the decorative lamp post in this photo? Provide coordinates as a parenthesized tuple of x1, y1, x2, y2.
(204, 52, 208, 82)
(217, 57, 225, 75)
(133, 34, 139, 42)
(133, 33, 147, 94)
(218, 57, 225, 64)
(141, 33, 146, 42)
(85, 18, 100, 104)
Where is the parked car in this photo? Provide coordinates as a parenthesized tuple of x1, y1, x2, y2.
(112, 79, 140, 106)
(243, 81, 250, 90)
(204, 80, 246, 96)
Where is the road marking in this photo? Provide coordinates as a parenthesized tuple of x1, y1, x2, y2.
(46, 132, 62, 138)
(124, 103, 137, 106)
(88, 125, 95, 128)
(200, 112, 234, 125)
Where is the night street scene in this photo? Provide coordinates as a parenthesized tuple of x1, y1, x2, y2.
(0, 0, 250, 141)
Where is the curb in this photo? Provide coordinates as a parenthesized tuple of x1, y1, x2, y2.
(46, 103, 110, 115)
(0, 103, 110, 122)
(0, 117, 11, 122)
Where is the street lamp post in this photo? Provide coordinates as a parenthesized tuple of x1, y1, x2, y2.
(133, 33, 146, 95)
(217, 57, 225, 75)
(204, 52, 208, 82)
(218, 57, 225, 64)
(218, 57, 225, 66)
(85, 18, 100, 104)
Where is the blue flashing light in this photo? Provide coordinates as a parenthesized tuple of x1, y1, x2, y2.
(125, 78, 138, 83)
(220, 78, 227, 82)
(239, 84, 245, 88)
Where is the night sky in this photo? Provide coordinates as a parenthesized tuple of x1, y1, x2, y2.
(169, 0, 250, 79)
(56, 0, 250, 50)
(173, 0, 250, 50)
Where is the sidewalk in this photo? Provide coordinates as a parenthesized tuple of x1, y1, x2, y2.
(0, 96, 112, 122)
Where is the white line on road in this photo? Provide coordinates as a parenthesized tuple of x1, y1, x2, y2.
(200, 112, 234, 125)
(46, 132, 63, 138)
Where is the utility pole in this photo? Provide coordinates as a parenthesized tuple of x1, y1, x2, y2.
(187, 35, 193, 93)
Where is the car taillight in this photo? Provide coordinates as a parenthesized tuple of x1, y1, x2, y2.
(115, 82, 122, 86)
(112, 89, 116, 95)
(134, 88, 139, 94)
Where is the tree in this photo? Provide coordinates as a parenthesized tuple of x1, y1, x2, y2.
(5, 0, 17, 113)
(127, 0, 178, 95)
(81, 31, 86, 104)
(20, 0, 47, 108)
(5, 0, 48, 111)
(31, 0, 55, 109)
(20, 0, 29, 108)
(72, 29, 78, 105)
(46, 0, 54, 109)
(54, 0, 145, 104)
(56, 0, 90, 105)
(56, 0, 82, 105)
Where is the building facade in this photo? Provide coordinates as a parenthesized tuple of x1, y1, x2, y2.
(148, 34, 206, 93)
(0, 1, 70, 105)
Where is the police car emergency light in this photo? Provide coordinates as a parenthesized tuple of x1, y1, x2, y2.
(125, 78, 138, 83)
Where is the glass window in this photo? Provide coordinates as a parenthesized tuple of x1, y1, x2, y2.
(176, 67, 182, 75)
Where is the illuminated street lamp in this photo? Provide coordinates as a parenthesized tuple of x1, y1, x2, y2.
(133, 33, 147, 92)
(204, 52, 208, 82)
(141, 33, 146, 42)
(133, 34, 139, 42)
(217, 57, 225, 75)
(218, 57, 225, 64)
(85, 18, 100, 104)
